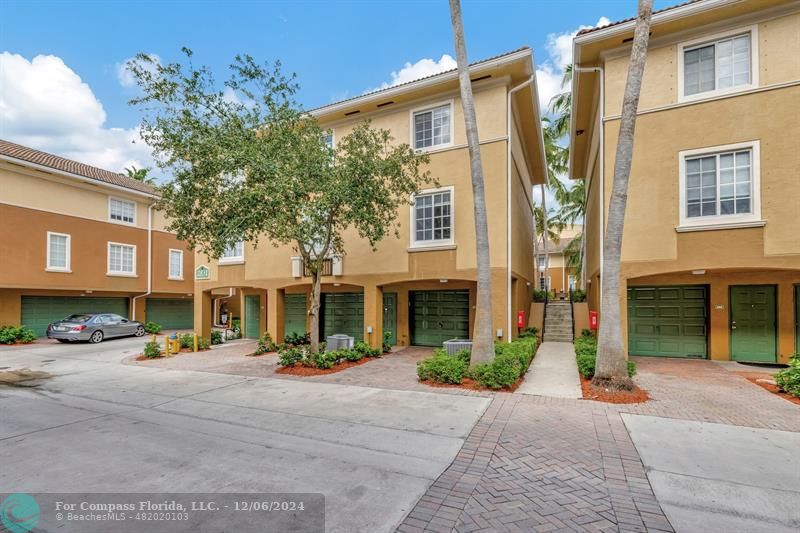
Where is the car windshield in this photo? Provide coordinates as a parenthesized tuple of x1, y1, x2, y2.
(63, 314, 94, 323)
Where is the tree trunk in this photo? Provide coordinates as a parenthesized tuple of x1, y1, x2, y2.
(593, 0, 653, 390)
(308, 270, 322, 353)
(449, 0, 494, 364)
(540, 184, 549, 295)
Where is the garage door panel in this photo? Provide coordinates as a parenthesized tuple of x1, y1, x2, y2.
(22, 296, 129, 337)
(284, 294, 307, 337)
(628, 285, 708, 358)
(146, 298, 193, 330)
(322, 292, 363, 340)
(411, 290, 469, 347)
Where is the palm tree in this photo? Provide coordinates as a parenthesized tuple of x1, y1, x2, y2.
(548, 63, 573, 140)
(563, 233, 583, 279)
(534, 205, 563, 245)
(554, 179, 586, 227)
(449, 0, 494, 364)
(124, 166, 153, 184)
(594, 0, 653, 390)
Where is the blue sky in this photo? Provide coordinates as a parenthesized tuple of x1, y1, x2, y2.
(0, 0, 674, 175)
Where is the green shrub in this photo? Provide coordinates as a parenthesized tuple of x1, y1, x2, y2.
(382, 331, 392, 353)
(210, 330, 223, 345)
(178, 334, 195, 349)
(197, 336, 211, 350)
(254, 332, 277, 355)
(278, 347, 306, 367)
(417, 354, 468, 384)
(532, 289, 547, 303)
(469, 353, 522, 389)
(0, 326, 37, 344)
(571, 290, 587, 302)
(574, 336, 598, 357)
(353, 341, 381, 357)
(775, 355, 800, 398)
(144, 321, 162, 334)
(341, 348, 364, 362)
(575, 349, 636, 379)
(143, 341, 161, 359)
(310, 350, 343, 369)
(581, 329, 594, 338)
(518, 327, 539, 339)
(284, 332, 310, 346)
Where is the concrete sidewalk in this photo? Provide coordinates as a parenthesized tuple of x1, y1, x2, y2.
(515, 341, 582, 398)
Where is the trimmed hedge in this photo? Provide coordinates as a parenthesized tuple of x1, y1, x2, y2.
(276, 343, 382, 369)
(0, 325, 36, 344)
(416, 338, 538, 389)
(573, 333, 636, 378)
(775, 355, 800, 398)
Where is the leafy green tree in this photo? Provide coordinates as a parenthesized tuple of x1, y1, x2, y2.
(127, 49, 432, 352)
(124, 165, 153, 184)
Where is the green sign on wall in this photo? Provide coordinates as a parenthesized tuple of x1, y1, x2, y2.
(195, 265, 210, 280)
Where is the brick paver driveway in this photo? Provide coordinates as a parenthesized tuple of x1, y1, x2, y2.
(399, 357, 798, 533)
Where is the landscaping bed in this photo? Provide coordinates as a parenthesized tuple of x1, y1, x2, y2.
(137, 334, 211, 360)
(574, 332, 649, 404)
(0, 326, 36, 346)
(738, 373, 800, 406)
(416, 336, 538, 391)
(737, 356, 800, 406)
(275, 338, 386, 375)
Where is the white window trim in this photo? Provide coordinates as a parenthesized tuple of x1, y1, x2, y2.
(108, 196, 137, 226)
(46, 231, 71, 273)
(677, 24, 759, 103)
(107, 241, 137, 277)
(409, 185, 455, 250)
(168, 248, 184, 280)
(323, 129, 335, 148)
(219, 241, 245, 265)
(677, 140, 763, 231)
(410, 99, 455, 152)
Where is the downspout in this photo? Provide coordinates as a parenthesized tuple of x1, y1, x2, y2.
(507, 75, 535, 341)
(575, 65, 604, 298)
(132, 203, 154, 321)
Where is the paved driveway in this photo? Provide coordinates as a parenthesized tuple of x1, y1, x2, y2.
(0, 338, 490, 532)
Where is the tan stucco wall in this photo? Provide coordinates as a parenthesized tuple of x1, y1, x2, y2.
(603, 12, 800, 116)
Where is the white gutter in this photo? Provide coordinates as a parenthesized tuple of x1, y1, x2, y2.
(507, 75, 534, 341)
(132, 204, 154, 320)
(0, 154, 157, 199)
(574, 65, 604, 298)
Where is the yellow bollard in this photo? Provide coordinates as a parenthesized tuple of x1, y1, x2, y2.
(193, 334, 198, 353)
(164, 336, 170, 356)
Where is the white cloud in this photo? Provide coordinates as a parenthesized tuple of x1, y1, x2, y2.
(116, 54, 160, 87)
(536, 16, 610, 112)
(367, 54, 457, 93)
(0, 52, 155, 176)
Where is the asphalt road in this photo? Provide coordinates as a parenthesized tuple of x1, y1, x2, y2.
(0, 338, 490, 533)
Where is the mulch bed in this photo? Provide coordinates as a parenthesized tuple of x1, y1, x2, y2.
(580, 376, 651, 404)
(421, 375, 526, 393)
(275, 356, 381, 376)
(738, 373, 800, 406)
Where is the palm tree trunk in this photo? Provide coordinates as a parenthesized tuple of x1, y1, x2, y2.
(540, 184, 549, 295)
(593, 0, 653, 390)
(449, 0, 494, 364)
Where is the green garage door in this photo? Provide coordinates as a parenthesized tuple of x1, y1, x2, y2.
(284, 294, 307, 337)
(628, 286, 708, 358)
(21, 296, 129, 337)
(146, 298, 193, 330)
(411, 290, 470, 347)
(322, 292, 364, 340)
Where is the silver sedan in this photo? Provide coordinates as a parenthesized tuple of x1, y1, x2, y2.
(46, 313, 146, 343)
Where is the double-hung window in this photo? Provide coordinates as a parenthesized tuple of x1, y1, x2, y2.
(411, 187, 453, 248)
(679, 141, 761, 230)
(46, 232, 71, 272)
(220, 241, 244, 263)
(109, 197, 136, 224)
(168, 249, 183, 280)
(108, 242, 136, 275)
(680, 28, 756, 100)
(413, 103, 452, 150)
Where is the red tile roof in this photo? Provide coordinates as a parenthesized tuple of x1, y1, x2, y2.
(577, 0, 702, 36)
(0, 139, 156, 195)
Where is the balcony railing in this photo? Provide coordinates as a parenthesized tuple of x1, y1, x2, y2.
(303, 258, 334, 277)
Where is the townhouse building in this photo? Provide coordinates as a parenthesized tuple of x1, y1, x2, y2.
(570, 0, 800, 363)
(538, 225, 581, 296)
(0, 140, 195, 335)
(193, 47, 547, 348)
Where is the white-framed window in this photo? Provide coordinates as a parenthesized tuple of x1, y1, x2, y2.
(108, 242, 136, 276)
(322, 131, 334, 149)
(568, 275, 577, 291)
(678, 25, 757, 102)
(410, 186, 454, 248)
(411, 101, 453, 151)
(678, 140, 762, 230)
(46, 232, 71, 272)
(168, 249, 183, 280)
(108, 197, 136, 225)
(220, 240, 245, 263)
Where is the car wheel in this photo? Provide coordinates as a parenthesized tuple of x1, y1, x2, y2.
(57, 339, 71, 344)
(134, 326, 145, 337)
(89, 330, 104, 344)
